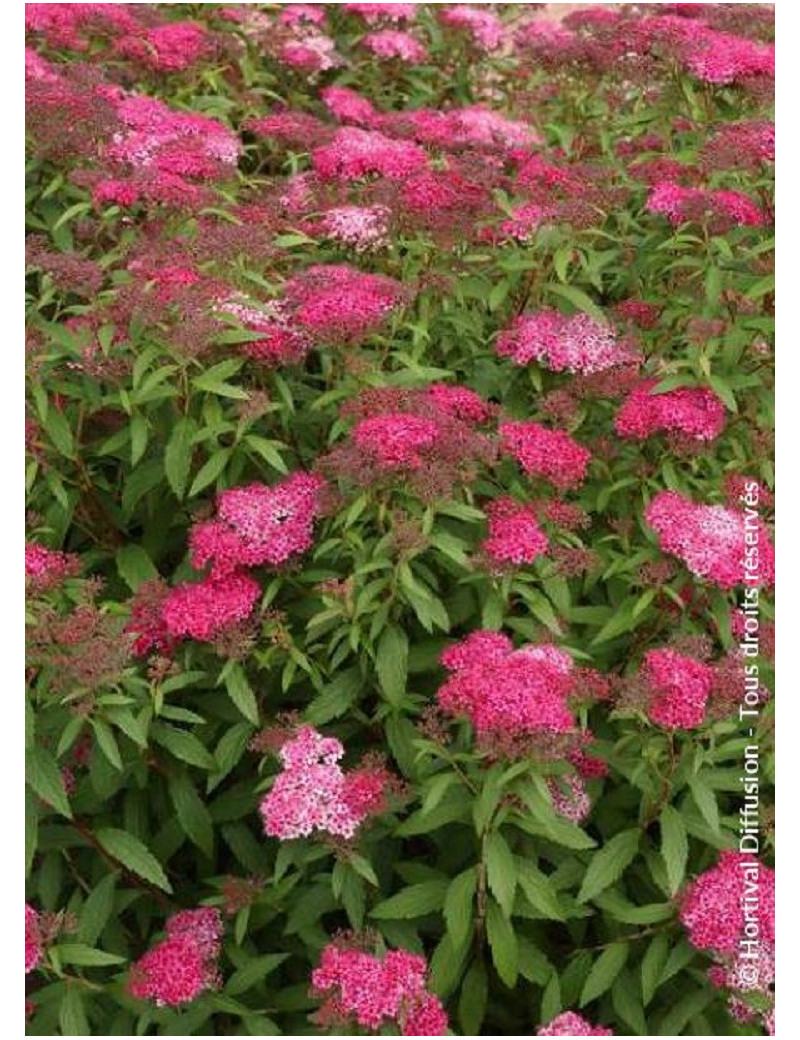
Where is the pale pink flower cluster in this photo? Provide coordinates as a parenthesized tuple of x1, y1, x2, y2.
(500, 420, 591, 490)
(496, 310, 638, 374)
(645, 490, 775, 589)
(279, 5, 326, 27)
(538, 1011, 613, 1036)
(640, 648, 715, 729)
(438, 631, 577, 741)
(480, 497, 549, 567)
(312, 127, 428, 181)
(129, 908, 223, 1007)
(280, 33, 341, 73)
(439, 5, 505, 51)
(190, 473, 325, 576)
(311, 941, 447, 1035)
(344, 3, 417, 23)
(217, 297, 312, 365)
(615, 379, 726, 441)
(25, 542, 80, 590)
(320, 204, 391, 252)
(547, 774, 592, 823)
(362, 30, 427, 63)
(260, 726, 389, 840)
(495, 202, 555, 242)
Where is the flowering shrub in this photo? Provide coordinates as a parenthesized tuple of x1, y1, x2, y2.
(25, 3, 774, 1036)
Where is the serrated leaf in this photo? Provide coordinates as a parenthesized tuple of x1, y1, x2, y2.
(152, 722, 216, 770)
(26, 745, 72, 818)
(223, 663, 260, 725)
(95, 828, 172, 892)
(164, 417, 195, 499)
(226, 954, 288, 996)
(641, 933, 670, 1006)
(486, 899, 518, 987)
(688, 776, 720, 834)
(485, 832, 516, 918)
(59, 985, 90, 1036)
(444, 867, 477, 949)
(55, 944, 126, 966)
(115, 544, 158, 592)
(169, 771, 215, 858)
(375, 625, 408, 707)
(459, 959, 488, 1035)
(517, 860, 565, 920)
(580, 943, 628, 1006)
(78, 872, 118, 946)
(660, 804, 689, 896)
(371, 880, 448, 919)
(578, 828, 640, 903)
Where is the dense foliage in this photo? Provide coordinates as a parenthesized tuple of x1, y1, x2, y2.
(25, 3, 775, 1036)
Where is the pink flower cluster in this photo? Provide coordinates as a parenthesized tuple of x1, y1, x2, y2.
(615, 379, 726, 441)
(500, 420, 591, 490)
(640, 648, 715, 729)
(161, 572, 261, 644)
(129, 908, 223, 1007)
(344, 3, 417, 23)
(311, 940, 447, 1035)
(25, 904, 42, 974)
(538, 1011, 613, 1036)
(319, 205, 391, 252)
(312, 127, 428, 182)
(286, 264, 409, 344)
(480, 497, 549, 568)
(280, 32, 341, 73)
(362, 30, 427, 63)
(217, 297, 312, 366)
(496, 310, 639, 375)
(114, 22, 213, 73)
(25, 542, 80, 591)
(259, 726, 390, 840)
(437, 631, 577, 743)
(680, 851, 775, 955)
(352, 414, 439, 469)
(647, 182, 765, 229)
(190, 473, 325, 576)
(645, 490, 775, 589)
(683, 30, 774, 85)
(439, 5, 505, 51)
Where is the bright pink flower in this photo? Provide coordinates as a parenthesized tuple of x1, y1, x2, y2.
(615, 380, 726, 441)
(280, 33, 341, 73)
(481, 497, 549, 567)
(115, 23, 212, 72)
(538, 1011, 614, 1036)
(161, 572, 261, 642)
(311, 942, 446, 1034)
(320, 86, 379, 126)
(641, 648, 715, 729)
(216, 297, 312, 365)
(312, 127, 428, 181)
(438, 632, 576, 742)
(497, 311, 638, 374)
(645, 490, 775, 589)
(425, 384, 492, 424)
(129, 927, 219, 1008)
(352, 414, 439, 469)
(25, 543, 80, 590)
(647, 182, 764, 228)
(279, 4, 326, 26)
(25, 905, 42, 974)
(362, 29, 427, 63)
(500, 420, 591, 490)
(680, 851, 775, 956)
(287, 264, 408, 343)
(684, 30, 774, 85)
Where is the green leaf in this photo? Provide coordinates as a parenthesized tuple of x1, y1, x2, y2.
(152, 722, 216, 770)
(91, 718, 123, 771)
(688, 776, 720, 834)
(543, 282, 606, 322)
(660, 804, 689, 896)
(189, 448, 233, 496)
(517, 860, 565, 920)
(223, 663, 260, 725)
(485, 831, 516, 918)
(164, 417, 195, 499)
(226, 954, 288, 996)
(94, 828, 172, 892)
(375, 625, 409, 706)
(78, 873, 118, 946)
(115, 544, 158, 592)
(578, 828, 640, 903)
(580, 943, 628, 1006)
(59, 985, 90, 1036)
(641, 933, 670, 1006)
(56, 944, 126, 966)
(444, 867, 477, 949)
(26, 745, 72, 818)
(612, 970, 648, 1035)
(169, 771, 215, 858)
(486, 898, 518, 987)
(371, 880, 448, 919)
(42, 407, 75, 458)
(459, 960, 489, 1036)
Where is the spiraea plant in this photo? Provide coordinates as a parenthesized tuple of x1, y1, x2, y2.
(26, 3, 774, 1036)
